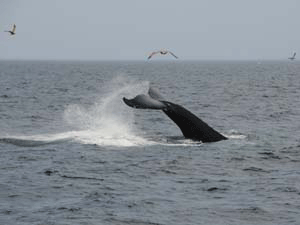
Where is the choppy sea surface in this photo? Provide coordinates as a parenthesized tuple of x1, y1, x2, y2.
(0, 60, 300, 225)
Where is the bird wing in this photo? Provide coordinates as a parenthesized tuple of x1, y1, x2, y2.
(12, 24, 16, 33)
(168, 51, 178, 59)
(293, 52, 296, 58)
(147, 51, 159, 60)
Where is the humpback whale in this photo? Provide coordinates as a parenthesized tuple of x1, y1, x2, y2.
(123, 87, 227, 143)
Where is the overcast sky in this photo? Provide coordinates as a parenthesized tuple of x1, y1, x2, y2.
(0, 0, 299, 60)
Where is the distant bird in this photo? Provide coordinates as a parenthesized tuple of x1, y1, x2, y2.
(4, 24, 16, 36)
(147, 49, 178, 60)
(288, 52, 296, 60)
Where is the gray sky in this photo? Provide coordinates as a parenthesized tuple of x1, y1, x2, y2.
(0, 0, 299, 60)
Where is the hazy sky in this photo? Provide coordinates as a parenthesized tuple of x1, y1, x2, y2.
(0, 0, 299, 60)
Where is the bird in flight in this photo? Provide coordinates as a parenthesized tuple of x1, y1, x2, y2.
(147, 49, 178, 60)
(288, 52, 296, 60)
(4, 24, 16, 36)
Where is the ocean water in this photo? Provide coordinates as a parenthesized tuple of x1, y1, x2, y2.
(0, 60, 300, 225)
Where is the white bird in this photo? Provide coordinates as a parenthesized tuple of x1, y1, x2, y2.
(288, 52, 296, 60)
(147, 49, 178, 60)
(4, 24, 16, 35)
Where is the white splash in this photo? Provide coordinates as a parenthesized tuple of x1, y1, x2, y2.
(63, 77, 152, 147)
(224, 130, 247, 140)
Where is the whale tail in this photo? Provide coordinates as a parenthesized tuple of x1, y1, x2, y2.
(122, 87, 167, 109)
(123, 94, 166, 109)
(123, 87, 227, 143)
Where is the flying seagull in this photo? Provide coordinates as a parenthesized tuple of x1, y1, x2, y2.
(4, 24, 16, 35)
(288, 52, 296, 60)
(147, 49, 178, 60)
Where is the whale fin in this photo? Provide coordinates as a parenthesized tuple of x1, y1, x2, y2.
(123, 94, 166, 109)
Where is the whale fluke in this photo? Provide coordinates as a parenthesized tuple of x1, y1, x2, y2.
(123, 94, 166, 109)
(123, 88, 227, 143)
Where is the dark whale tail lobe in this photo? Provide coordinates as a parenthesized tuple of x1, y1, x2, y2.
(123, 88, 227, 143)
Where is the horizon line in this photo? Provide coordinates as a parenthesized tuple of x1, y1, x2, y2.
(0, 58, 295, 62)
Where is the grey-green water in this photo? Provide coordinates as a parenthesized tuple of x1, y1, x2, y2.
(1, 60, 300, 225)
